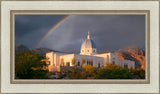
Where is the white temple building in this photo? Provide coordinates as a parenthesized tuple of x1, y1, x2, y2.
(46, 31, 135, 72)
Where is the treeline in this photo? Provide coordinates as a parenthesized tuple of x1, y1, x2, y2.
(57, 63, 145, 79)
(15, 50, 49, 79)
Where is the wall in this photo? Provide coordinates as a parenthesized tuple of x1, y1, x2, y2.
(46, 52, 54, 65)
(95, 53, 135, 69)
(60, 54, 75, 66)
(74, 54, 104, 67)
(60, 54, 104, 67)
(110, 53, 119, 64)
(46, 52, 135, 72)
(94, 53, 111, 65)
(117, 59, 135, 69)
(46, 52, 54, 72)
(46, 51, 67, 72)
(80, 48, 95, 55)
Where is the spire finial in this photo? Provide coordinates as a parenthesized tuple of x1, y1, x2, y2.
(87, 30, 90, 39)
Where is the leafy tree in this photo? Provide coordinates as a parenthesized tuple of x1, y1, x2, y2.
(66, 67, 85, 79)
(15, 50, 49, 79)
(95, 63, 131, 79)
(83, 65, 96, 78)
(130, 68, 145, 79)
(105, 62, 121, 70)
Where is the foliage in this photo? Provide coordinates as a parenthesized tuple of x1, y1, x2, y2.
(83, 65, 96, 77)
(57, 66, 89, 79)
(32, 69, 49, 79)
(15, 50, 49, 79)
(55, 62, 145, 79)
(130, 68, 145, 79)
(69, 67, 83, 79)
(62, 67, 84, 79)
(105, 62, 121, 70)
(95, 63, 131, 79)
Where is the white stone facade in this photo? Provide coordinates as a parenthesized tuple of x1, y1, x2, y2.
(46, 31, 135, 72)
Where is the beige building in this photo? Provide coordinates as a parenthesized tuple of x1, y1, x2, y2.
(46, 31, 135, 72)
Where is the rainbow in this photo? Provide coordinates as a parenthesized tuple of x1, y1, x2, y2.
(37, 15, 71, 46)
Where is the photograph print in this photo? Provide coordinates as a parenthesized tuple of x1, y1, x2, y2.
(15, 15, 145, 79)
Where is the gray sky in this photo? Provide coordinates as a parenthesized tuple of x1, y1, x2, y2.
(15, 15, 145, 52)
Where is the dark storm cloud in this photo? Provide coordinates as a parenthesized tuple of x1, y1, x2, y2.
(15, 15, 67, 48)
(15, 15, 145, 52)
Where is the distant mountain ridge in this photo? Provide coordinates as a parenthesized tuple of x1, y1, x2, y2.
(31, 48, 60, 56)
(98, 50, 110, 54)
(114, 46, 145, 69)
(15, 44, 71, 56)
(15, 44, 29, 53)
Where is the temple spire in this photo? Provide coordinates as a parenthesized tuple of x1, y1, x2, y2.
(87, 30, 90, 39)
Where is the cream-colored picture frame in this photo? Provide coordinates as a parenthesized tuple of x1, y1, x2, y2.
(0, 0, 160, 94)
(10, 10, 150, 84)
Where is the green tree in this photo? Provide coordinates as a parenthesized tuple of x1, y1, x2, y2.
(105, 62, 121, 70)
(15, 50, 49, 79)
(95, 63, 131, 79)
(130, 68, 145, 79)
(83, 65, 96, 78)
(68, 67, 83, 79)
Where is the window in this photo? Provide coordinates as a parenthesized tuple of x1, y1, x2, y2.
(78, 61, 80, 66)
(107, 55, 109, 62)
(124, 64, 128, 68)
(66, 62, 70, 66)
(112, 58, 115, 64)
(112, 62, 115, 64)
(87, 60, 93, 66)
(98, 63, 100, 68)
(91, 61, 93, 66)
